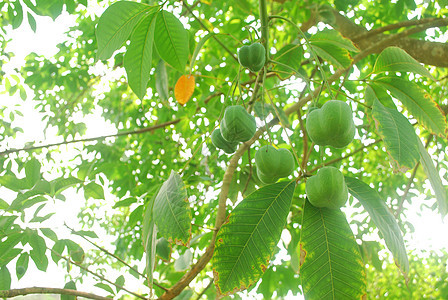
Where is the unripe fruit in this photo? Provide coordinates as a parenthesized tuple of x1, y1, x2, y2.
(220, 105, 256, 143)
(211, 128, 239, 154)
(305, 166, 348, 209)
(238, 43, 266, 72)
(306, 100, 355, 148)
(255, 145, 295, 184)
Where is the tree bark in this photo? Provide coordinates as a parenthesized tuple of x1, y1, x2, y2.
(322, 8, 448, 67)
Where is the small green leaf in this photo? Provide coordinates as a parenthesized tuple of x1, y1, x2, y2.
(115, 275, 125, 293)
(213, 181, 296, 296)
(73, 230, 98, 239)
(273, 43, 303, 79)
(417, 139, 447, 216)
(311, 29, 359, 52)
(0, 266, 11, 290)
(51, 240, 66, 263)
(345, 176, 409, 274)
(24, 157, 41, 187)
(174, 289, 194, 300)
(40, 228, 58, 241)
(300, 200, 366, 299)
(124, 12, 157, 100)
(16, 252, 29, 280)
(142, 196, 158, 296)
(95, 282, 115, 295)
(0, 199, 8, 210)
(84, 182, 104, 200)
(154, 10, 189, 72)
(375, 77, 447, 137)
(0, 174, 26, 191)
(50, 176, 82, 196)
(174, 249, 192, 272)
(61, 281, 77, 300)
(113, 197, 137, 208)
(373, 47, 435, 80)
(153, 170, 191, 246)
(28, 232, 48, 271)
(371, 99, 420, 172)
(96, 1, 157, 60)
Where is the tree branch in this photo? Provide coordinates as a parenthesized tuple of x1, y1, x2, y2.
(322, 8, 448, 67)
(0, 287, 110, 300)
(0, 119, 181, 157)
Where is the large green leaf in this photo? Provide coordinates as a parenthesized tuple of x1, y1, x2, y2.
(345, 176, 409, 274)
(373, 47, 435, 80)
(371, 99, 420, 172)
(154, 10, 189, 72)
(24, 157, 41, 187)
(212, 180, 296, 296)
(310, 29, 359, 52)
(124, 12, 157, 100)
(299, 200, 366, 299)
(417, 139, 447, 216)
(28, 231, 48, 271)
(375, 77, 447, 136)
(96, 1, 157, 60)
(153, 170, 191, 245)
(0, 266, 11, 290)
(273, 44, 303, 79)
(366, 83, 396, 109)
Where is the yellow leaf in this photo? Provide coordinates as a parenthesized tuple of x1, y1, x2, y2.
(175, 75, 195, 105)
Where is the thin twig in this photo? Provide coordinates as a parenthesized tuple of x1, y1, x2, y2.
(194, 279, 214, 300)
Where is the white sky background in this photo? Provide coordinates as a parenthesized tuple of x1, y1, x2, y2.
(1, 4, 448, 299)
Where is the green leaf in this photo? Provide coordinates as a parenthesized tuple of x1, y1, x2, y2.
(113, 197, 137, 208)
(0, 174, 27, 191)
(311, 29, 359, 52)
(299, 200, 366, 299)
(189, 32, 216, 71)
(95, 282, 115, 295)
(115, 275, 125, 293)
(345, 176, 409, 274)
(142, 197, 158, 296)
(16, 252, 29, 280)
(273, 43, 303, 79)
(23, 0, 63, 20)
(0, 266, 11, 290)
(0, 199, 8, 210)
(50, 176, 83, 196)
(155, 59, 169, 101)
(373, 47, 435, 80)
(174, 289, 194, 300)
(51, 240, 66, 263)
(366, 83, 396, 109)
(153, 170, 191, 245)
(156, 237, 171, 261)
(174, 249, 192, 272)
(124, 12, 157, 100)
(73, 230, 98, 239)
(84, 182, 104, 200)
(371, 99, 420, 172)
(375, 77, 447, 137)
(28, 232, 48, 271)
(24, 157, 41, 187)
(0, 248, 22, 267)
(40, 228, 58, 241)
(27, 12, 36, 32)
(154, 10, 189, 72)
(96, 1, 157, 60)
(417, 139, 447, 216)
(212, 180, 296, 296)
(310, 42, 352, 68)
(61, 281, 77, 300)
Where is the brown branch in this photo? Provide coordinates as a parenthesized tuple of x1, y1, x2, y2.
(0, 287, 110, 300)
(323, 8, 448, 67)
(352, 17, 443, 41)
(0, 119, 181, 157)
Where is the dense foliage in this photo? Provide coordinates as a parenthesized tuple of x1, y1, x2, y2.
(1, 0, 448, 299)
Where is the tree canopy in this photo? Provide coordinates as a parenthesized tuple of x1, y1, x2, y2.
(0, 0, 448, 299)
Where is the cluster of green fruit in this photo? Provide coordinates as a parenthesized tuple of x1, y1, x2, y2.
(211, 104, 295, 185)
(304, 100, 355, 209)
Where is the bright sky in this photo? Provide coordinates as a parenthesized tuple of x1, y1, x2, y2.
(1, 5, 447, 299)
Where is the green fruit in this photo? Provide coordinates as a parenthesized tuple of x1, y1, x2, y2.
(220, 105, 256, 142)
(305, 100, 355, 148)
(238, 43, 266, 72)
(211, 128, 239, 154)
(305, 166, 348, 209)
(255, 145, 295, 184)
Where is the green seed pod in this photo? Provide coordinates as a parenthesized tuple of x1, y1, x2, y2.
(257, 168, 278, 185)
(305, 166, 348, 209)
(255, 145, 295, 184)
(211, 128, 239, 154)
(238, 43, 266, 72)
(306, 100, 355, 148)
(220, 105, 256, 143)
